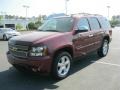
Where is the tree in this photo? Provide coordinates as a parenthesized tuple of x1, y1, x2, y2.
(110, 16, 120, 27)
(0, 15, 3, 20)
(110, 19, 120, 27)
(0, 15, 3, 25)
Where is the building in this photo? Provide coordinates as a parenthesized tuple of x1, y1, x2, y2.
(0, 18, 36, 30)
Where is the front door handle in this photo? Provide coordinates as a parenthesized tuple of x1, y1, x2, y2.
(89, 34, 93, 37)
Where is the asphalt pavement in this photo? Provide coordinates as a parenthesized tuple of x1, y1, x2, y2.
(0, 29, 120, 90)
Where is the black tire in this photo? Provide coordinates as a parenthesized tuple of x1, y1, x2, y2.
(3, 35, 7, 41)
(97, 39, 109, 57)
(51, 52, 72, 80)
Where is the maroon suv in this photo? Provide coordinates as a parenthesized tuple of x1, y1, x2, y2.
(7, 14, 112, 79)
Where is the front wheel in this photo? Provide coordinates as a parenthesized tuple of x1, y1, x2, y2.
(52, 52, 72, 80)
(97, 39, 109, 57)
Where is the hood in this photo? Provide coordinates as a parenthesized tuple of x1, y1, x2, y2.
(9, 31, 60, 45)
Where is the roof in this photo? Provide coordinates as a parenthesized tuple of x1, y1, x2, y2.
(46, 13, 104, 20)
(71, 13, 103, 18)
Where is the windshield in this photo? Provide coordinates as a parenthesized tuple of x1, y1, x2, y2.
(38, 17, 73, 32)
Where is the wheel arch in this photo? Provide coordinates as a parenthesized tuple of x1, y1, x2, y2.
(103, 35, 110, 43)
(53, 46, 73, 59)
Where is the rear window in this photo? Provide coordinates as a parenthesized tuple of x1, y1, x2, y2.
(98, 17, 111, 29)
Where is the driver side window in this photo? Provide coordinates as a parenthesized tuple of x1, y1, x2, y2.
(77, 18, 90, 30)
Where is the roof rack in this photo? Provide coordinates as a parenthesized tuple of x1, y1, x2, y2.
(71, 13, 102, 16)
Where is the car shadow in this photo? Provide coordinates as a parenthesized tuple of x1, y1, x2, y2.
(70, 52, 101, 75)
(0, 52, 101, 90)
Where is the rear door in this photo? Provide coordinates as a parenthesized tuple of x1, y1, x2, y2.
(73, 17, 95, 57)
(87, 17, 103, 52)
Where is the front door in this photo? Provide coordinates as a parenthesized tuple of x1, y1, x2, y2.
(73, 18, 94, 57)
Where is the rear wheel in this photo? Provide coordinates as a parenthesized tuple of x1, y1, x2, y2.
(97, 39, 109, 57)
(52, 52, 72, 80)
(3, 35, 7, 41)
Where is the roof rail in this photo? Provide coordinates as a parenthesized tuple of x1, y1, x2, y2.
(71, 13, 103, 16)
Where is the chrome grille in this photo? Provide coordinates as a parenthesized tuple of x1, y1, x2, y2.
(9, 44, 29, 58)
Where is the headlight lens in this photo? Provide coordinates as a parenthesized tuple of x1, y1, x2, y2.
(30, 46, 48, 56)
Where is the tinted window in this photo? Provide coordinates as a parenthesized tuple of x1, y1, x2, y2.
(77, 18, 90, 30)
(88, 17, 100, 30)
(98, 17, 111, 29)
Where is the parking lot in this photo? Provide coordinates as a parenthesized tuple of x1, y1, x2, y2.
(0, 29, 120, 90)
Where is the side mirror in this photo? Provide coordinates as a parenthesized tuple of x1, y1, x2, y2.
(75, 26, 89, 34)
(78, 26, 89, 31)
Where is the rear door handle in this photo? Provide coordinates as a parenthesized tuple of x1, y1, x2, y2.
(89, 34, 93, 37)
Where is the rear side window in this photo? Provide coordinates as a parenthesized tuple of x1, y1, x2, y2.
(88, 17, 100, 30)
(98, 17, 111, 29)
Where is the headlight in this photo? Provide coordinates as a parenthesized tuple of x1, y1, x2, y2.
(30, 46, 48, 56)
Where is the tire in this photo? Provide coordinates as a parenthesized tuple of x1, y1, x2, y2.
(3, 35, 7, 41)
(52, 52, 72, 80)
(97, 39, 109, 57)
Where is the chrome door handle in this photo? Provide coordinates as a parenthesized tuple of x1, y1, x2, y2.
(89, 34, 93, 37)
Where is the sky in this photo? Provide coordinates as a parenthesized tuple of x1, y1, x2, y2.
(0, 0, 120, 18)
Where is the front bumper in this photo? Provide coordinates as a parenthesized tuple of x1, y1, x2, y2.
(7, 52, 52, 73)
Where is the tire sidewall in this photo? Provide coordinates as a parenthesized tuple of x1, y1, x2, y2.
(3, 35, 7, 41)
(98, 39, 109, 57)
(52, 52, 72, 79)
(102, 40, 109, 56)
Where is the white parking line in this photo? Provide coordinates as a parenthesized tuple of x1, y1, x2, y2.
(91, 61, 120, 67)
(111, 48, 120, 50)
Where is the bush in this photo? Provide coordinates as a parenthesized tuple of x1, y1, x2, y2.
(35, 21, 42, 29)
(28, 21, 42, 30)
(16, 23, 23, 30)
(110, 20, 120, 27)
(28, 22, 36, 30)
